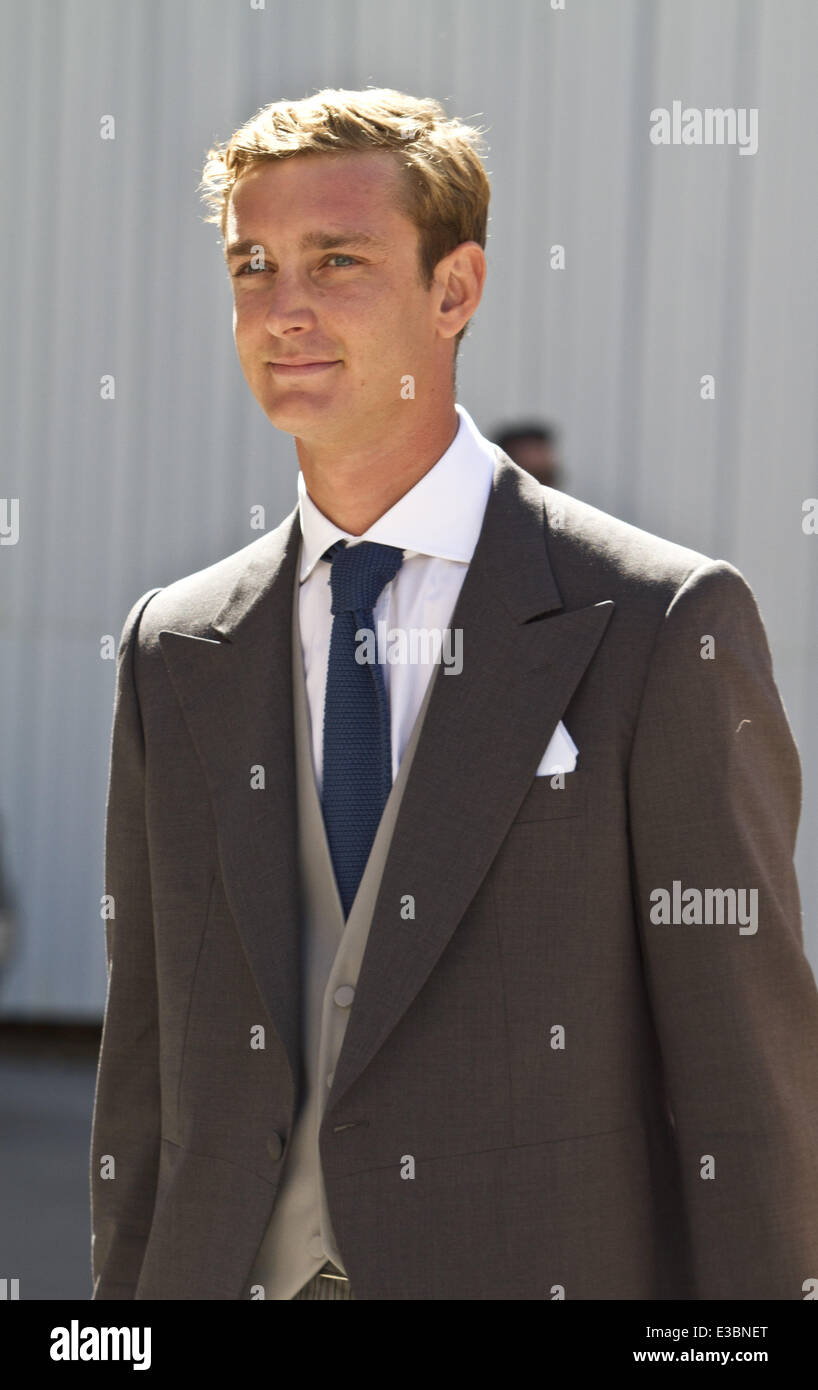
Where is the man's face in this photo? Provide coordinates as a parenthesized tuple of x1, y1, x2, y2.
(224, 150, 446, 443)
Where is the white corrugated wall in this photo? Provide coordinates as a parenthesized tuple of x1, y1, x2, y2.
(1, 0, 816, 1016)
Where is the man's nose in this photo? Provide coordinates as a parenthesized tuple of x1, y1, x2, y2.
(262, 272, 318, 334)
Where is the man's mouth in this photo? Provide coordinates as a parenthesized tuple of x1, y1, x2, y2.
(268, 360, 342, 376)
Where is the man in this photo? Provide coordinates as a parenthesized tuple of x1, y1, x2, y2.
(493, 421, 563, 489)
(90, 87, 818, 1301)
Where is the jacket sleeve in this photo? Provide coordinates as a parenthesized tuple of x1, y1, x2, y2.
(628, 558, 818, 1300)
(90, 587, 164, 1299)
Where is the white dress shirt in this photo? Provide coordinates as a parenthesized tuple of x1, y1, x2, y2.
(296, 402, 497, 793)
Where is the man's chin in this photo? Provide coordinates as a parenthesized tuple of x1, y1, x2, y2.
(261, 388, 337, 428)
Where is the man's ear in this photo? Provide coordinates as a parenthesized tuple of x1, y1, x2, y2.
(435, 242, 486, 341)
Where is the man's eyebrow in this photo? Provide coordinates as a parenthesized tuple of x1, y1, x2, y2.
(224, 230, 388, 259)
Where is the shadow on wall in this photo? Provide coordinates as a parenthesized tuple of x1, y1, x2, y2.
(0, 811, 17, 997)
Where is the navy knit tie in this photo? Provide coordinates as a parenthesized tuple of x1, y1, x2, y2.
(321, 539, 405, 918)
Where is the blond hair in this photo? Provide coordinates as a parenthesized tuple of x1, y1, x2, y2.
(199, 87, 490, 352)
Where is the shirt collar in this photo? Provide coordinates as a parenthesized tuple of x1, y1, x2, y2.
(297, 402, 496, 582)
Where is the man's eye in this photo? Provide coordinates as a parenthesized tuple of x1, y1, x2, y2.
(234, 253, 359, 278)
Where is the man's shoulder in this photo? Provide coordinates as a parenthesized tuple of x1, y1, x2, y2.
(117, 511, 296, 655)
(539, 484, 722, 607)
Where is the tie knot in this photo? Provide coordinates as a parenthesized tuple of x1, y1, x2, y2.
(323, 539, 405, 615)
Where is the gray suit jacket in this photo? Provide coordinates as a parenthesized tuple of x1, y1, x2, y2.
(90, 450, 818, 1299)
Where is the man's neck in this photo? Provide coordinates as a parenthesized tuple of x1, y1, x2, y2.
(294, 400, 460, 536)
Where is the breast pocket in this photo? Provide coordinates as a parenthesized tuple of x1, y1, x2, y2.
(512, 767, 590, 822)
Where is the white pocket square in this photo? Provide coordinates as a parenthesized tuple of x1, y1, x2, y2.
(535, 720, 578, 776)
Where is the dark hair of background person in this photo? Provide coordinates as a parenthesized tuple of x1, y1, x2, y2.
(492, 421, 563, 490)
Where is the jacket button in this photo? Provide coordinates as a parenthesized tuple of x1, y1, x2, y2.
(267, 1132, 284, 1161)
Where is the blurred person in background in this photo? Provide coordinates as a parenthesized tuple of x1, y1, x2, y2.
(493, 420, 563, 489)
